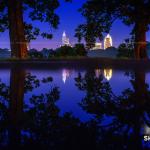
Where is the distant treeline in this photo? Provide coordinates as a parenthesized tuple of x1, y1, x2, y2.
(117, 40, 150, 58)
(28, 44, 87, 59)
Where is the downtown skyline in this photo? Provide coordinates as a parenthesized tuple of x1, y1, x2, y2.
(0, 0, 150, 50)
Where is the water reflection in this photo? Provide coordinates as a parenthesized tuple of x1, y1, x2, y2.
(104, 69, 112, 80)
(62, 69, 73, 84)
(9, 68, 26, 147)
(75, 70, 150, 149)
(0, 68, 60, 149)
(0, 67, 149, 149)
(95, 69, 101, 78)
(95, 69, 113, 80)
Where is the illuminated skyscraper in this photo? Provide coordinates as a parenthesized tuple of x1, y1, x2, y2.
(92, 42, 102, 50)
(104, 34, 113, 49)
(62, 31, 70, 46)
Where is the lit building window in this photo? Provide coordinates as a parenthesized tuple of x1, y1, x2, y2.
(104, 34, 113, 49)
(92, 43, 102, 50)
(62, 31, 71, 46)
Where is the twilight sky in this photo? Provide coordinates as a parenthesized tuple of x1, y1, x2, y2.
(0, 0, 150, 50)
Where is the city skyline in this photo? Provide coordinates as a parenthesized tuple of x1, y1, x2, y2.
(104, 34, 113, 49)
(0, 0, 150, 50)
(62, 31, 71, 46)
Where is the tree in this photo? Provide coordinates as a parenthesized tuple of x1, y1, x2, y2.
(8, 0, 27, 58)
(75, 19, 108, 50)
(75, 24, 95, 49)
(0, 0, 70, 58)
(74, 44, 87, 56)
(77, 0, 150, 59)
(28, 49, 43, 59)
(41, 48, 55, 58)
(117, 38, 134, 58)
(55, 46, 76, 57)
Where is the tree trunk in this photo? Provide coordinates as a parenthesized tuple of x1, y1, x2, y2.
(134, 23, 147, 59)
(8, 0, 27, 58)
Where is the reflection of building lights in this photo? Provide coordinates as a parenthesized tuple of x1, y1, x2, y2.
(104, 69, 112, 81)
(62, 69, 70, 84)
(95, 69, 101, 78)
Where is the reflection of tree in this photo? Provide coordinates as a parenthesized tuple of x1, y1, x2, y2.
(22, 78, 97, 149)
(0, 68, 97, 149)
(0, 79, 9, 146)
(23, 87, 60, 147)
(75, 70, 150, 149)
(75, 71, 113, 118)
(9, 68, 26, 147)
(0, 68, 150, 149)
(0, 68, 60, 149)
(62, 69, 73, 84)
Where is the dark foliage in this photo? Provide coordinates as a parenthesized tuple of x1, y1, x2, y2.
(55, 45, 87, 57)
(0, 67, 150, 149)
(117, 38, 134, 58)
(0, 0, 61, 41)
(77, 0, 150, 58)
(74, 44, 87, 56)
(55, 46, 76, 57)
(28, 49, 43, 59)
(75, 70, 150, 149)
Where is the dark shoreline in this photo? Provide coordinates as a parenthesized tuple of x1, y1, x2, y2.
(0, 57, 149, 70)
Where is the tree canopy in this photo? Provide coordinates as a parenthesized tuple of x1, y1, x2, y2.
(76, 0, 150, 58)
(0, 0, 60, 41)
(0, 0, 70, 58)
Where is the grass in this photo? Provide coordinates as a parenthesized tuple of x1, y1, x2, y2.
(0, 55, 148, 62)
(0, 56, 88, 61)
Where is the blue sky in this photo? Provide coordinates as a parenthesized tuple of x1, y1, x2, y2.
(0, 0, 150, 50)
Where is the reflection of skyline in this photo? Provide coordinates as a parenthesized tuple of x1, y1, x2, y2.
(62, 69, 73, 84)
(95, 69, 113, 81)
(0, 68, 150, 149)
(104, 69, 113, 81)
(95, 69, 101, 78)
